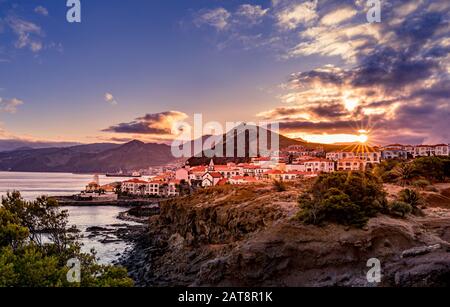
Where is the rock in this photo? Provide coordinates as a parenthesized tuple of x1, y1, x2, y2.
(401, 244, 441, 258)
(119, 184, 450, 287)
(86, 226, 111, 232)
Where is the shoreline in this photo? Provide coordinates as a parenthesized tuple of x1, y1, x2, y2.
(52, 195, 163, 207)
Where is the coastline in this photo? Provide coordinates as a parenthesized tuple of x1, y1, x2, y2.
(52, 195, 163, 207)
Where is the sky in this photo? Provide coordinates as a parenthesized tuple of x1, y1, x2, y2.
(0, 0, 449, 148)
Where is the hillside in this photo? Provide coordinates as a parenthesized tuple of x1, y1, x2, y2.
(122, 182, 450, 287)
(187, 124, 306, 166)
(0, 140, 175, 173)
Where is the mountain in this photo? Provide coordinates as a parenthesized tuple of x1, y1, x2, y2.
(0, 140, 175, 173)
(187, 124, 306, 166)
(0, 139, 81, 152)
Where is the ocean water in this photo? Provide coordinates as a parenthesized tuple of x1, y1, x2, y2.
(0, 172, 140, 264)
(0, 171, 133, 200)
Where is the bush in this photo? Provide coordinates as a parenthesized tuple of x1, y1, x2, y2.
(413, 157, 445, 181)
(392, 163, 417, 186)
(412, 179, 431, 189)
(0, 192, 133, 287)
(398, 189, 424, 208)
(398, 189, 424, 215)
(389, 201, 412, 218)
(297, 171, 387, 228)
(273, 180, 287, 192)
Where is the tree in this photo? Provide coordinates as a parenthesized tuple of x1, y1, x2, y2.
(273, 179, 287, 192)
(392, 163, 417, 186)
(413, 157, 445, 181)
(389, 201, 412, 218)
(398, 189, 424, 215)
(0, 192, 133, 287)
(297, 171, 387, 228)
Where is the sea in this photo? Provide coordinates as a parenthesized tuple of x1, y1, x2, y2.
(0, 171, 139, 264)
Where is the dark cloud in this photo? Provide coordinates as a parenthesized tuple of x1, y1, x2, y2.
(280, 120, 358, 134)
(260, 0, 450, 144)
(351, 48, 438, 89)
(103, 111, 188, 135)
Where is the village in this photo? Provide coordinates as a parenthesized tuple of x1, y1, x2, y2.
(79, 143, 450, 200)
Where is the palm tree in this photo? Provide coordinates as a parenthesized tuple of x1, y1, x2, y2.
(392, 163, 416, 186)
(398, 189, 424, 214)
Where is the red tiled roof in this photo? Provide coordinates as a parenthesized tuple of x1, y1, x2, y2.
(204, 171, 223, 179)
(303, 158, 332, 163)
(264, 170, 283, 175)
(123, 179, 148, 184)
(217, 178, 228, 186)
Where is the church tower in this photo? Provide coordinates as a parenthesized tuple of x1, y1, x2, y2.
(208, 159, 215, 171)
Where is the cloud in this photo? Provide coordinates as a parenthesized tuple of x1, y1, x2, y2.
(34, 6, 49, 16)
(254, 1, 450, 144)
(320, 7, 357, 25)
(194, 8, 231, 31)
(103, 111, 188, 136)
(5, 16, 44, 52)
(236, 4, 269, 24)
(0, 97, 23, 113)
(275, 0, 318, 30)
(104, 93, 118, 105)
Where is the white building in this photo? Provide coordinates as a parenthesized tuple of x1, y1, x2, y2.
(337, 158, 365, 171)
(302, 159, 335, 173)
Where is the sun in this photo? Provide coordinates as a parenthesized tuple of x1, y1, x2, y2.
(357, 133, 369, 143)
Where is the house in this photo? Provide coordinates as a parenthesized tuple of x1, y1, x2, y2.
(263, 169, 283, 180)
(188, 166, 207, 182)
(214, 164, 241, 179)
(285, 163, 306, 172)
(280, 171, 304, 181)
(326, 151, 355, 161)
(354, 151, 381, 164)
(434, 144, 449, 156)
(175, 167, 189, 181)
(166, 180, 180, 197)
(302, 158, 335, 173)
(100, 183, 117, 193)
(337, 158, 365, 171)
(145, 181, 162, 196)
(85, 181, 100, 192)
(121, 178, 149, 195)
(202, 172, 224, 187)
(381, 148, 408, 160)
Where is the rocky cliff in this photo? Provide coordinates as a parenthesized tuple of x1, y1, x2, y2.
(122, 184, 450, 287)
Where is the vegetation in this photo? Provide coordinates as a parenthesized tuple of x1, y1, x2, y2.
(389, 201, 412, 218)
(412, 179, 431, 190)
(297, 171, 387, 228)
(375, 156, 450, 185)
(398, 188, 424, 215)
(273, 179, 287, 192)
(0, 192, 133, 287)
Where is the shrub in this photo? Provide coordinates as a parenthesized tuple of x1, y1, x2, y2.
(389, 201, 412, 218)
(297, 171, 387, 228)
(398, 189, 424, 208)
(392, 163, 417, 186)
(0, 192, 133, 287)
(398, 189, 424, 215)
(413, 157, 445, 181)
(412, 179, 431, 189)
(273, 179, 287, 192)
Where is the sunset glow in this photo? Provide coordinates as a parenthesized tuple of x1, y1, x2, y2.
(296, 133, 370, 145)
